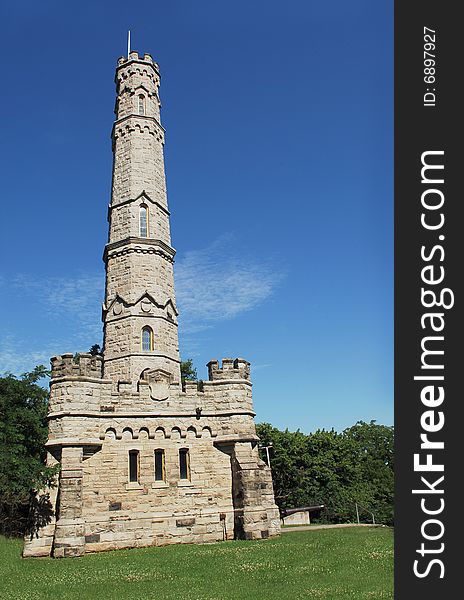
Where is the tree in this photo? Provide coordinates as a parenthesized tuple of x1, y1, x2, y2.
(89, 344, 102, 356)
(256, 420, 394, 525)
(0, 366, 58, 537)
(343, 420, 394, 525)
(256, 422, 310, 509)
(180, 359, 197, 384)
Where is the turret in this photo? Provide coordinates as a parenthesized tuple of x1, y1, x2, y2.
(207, 358, 251, 381)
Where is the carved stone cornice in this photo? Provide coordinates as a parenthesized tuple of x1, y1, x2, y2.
(103, 237, 176, 263)
(112, 114, 165, 139)
(102, 290, 179, 320)
(103, 351, 180, 363)
(47, 410, 256, 420)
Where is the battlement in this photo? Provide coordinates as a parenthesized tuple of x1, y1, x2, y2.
(207, 358, 251, 381)
(117, 52, 158, 70)
(51, 353, 104, 380)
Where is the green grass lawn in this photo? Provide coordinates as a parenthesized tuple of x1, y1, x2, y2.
(0, 527, 393, 600)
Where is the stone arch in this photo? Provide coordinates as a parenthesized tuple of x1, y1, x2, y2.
(122, 427, 134, 440)
(154, 427, 166, 440)
(187, 426, 197, 439)
(104, 427, 117, 440)
(139, 203, 148, 238)
(171, 426, 181, 440)
(139, 427, 149, 439)
(141, 325, 154, 351)
(140, 368, 150, 381)
(137, 94, 145, 116)
(201, 426, 212, 438)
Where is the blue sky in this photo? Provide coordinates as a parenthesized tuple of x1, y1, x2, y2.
(0, 1, 392, 433)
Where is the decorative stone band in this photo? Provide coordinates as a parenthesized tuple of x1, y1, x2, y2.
(103, 237, 176, 263)
(213, 434, 260, 445)
(189, 378, 252, 387)
(46, 428, 258, 444)
(47, 409, 256, 420)
(117, 85, 157, 100)
(102, 291, 178, 321)
(113, 114, 164, 131)
(47, 415, 256, 442)
(45, 439, 102, 448)
(112, 115, 164, 144)
(103, 351, 181, 363)
(50, 376, 112, 387)
(105, 245, 174, 262)
(103, 313, 178, 327)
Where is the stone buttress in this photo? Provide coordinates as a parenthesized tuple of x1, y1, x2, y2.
(23, 51, 280, 558)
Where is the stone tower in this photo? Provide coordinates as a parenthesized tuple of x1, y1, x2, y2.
(103, 52, 180, 385)
(23, 51, 280, 558)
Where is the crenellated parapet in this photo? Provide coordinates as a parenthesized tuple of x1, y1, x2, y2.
(51, 353, 104, 380)
(117, 51, 159, 72)
(47, 353, 254, 419)
(207, 358, 251, 381)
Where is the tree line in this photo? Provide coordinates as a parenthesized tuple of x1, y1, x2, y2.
(0, 366, 57, 537)
(256, 421, 394, 525)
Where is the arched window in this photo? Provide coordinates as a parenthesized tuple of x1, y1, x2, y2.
(154, 449, 165, 481)
(128, 450, 139, 483)
(179, 448, 190, 480)
(141, 326, 154, 352)
(139, 205, 148, 237)
(138, 94, 145, 115)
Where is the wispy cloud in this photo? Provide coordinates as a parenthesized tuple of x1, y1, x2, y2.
(11, 273, 104, 341)
(1, 273, 104, 375)
(1, 237, 284, 375)
(0, 335, 58, 376)
(176, 236, 284, 332)
(251, 364, 272, 372)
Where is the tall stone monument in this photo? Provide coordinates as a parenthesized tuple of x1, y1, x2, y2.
(23, 51, 280, 558)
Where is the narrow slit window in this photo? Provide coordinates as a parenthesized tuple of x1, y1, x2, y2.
(139, 205, 148, 237)
(129, 450, 139, 483)
(179, 448, 190, 480)
(154, 449, 165, 481)
(142, 326, 153, 352)
(138, 94, 145, 115)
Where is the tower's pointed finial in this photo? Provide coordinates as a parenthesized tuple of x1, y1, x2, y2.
(127, 30, 131, 58)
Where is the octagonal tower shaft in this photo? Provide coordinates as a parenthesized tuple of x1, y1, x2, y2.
(102, 52, 181, 384)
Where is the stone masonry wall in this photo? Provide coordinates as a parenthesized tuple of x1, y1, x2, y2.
(81, 432, 235, 552)
(112, 121, 167, 206)
(105, 249, 176, 305)
(23, 357, 280, 556)
(108, 196, 171, 245)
